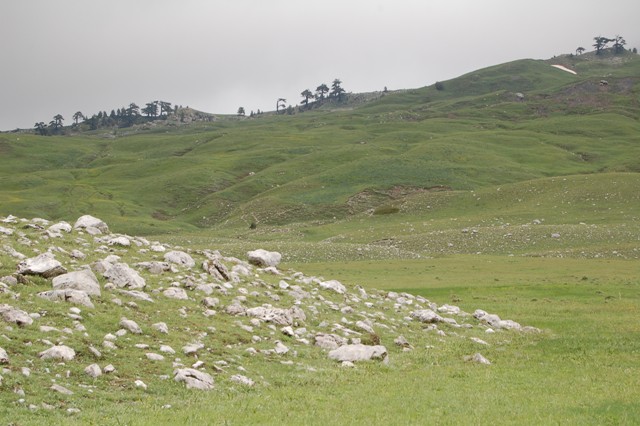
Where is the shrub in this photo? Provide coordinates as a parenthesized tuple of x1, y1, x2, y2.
(373, 205, 400, 215)
(435, 81, 445, 91)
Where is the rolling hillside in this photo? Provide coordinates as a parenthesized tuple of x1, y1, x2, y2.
(1, 51, 639, 245)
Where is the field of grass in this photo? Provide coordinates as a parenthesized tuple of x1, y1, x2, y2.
(1, 52, 640, 424)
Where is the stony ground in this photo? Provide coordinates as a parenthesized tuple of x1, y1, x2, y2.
(0, 214, 539, 416)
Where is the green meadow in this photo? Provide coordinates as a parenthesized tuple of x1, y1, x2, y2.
(1, 50, 639, 424)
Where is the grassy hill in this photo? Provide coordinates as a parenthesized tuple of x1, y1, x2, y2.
(1, 51, 639, 241)
(1, 51, 640, 424)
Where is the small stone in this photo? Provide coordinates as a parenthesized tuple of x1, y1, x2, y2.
(84, 364, 102, 378)
(51, 384, 74, 395)
(119, 317, 142, 334)
(135, 380, 147, 390)
(146, 353, 165, 361)
(152, 322, 169, 334)
(230, 374, 255, 387)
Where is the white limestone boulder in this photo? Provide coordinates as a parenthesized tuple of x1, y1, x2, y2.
(164, 251, 195, 268)
(52, 269, 101, 296)
(0, 304, 33, 327)
(410, 309, 444, 323)
(39, 345, 76, 361)
(247, 249, 281, 268)
(17, 252, 67, 278)
(328, 344, 388, 363)
(319, 279, 346, 294)
(37, 289, 95, 308)
(74, 215, 109, 234)
(103, 263, 146, 289)
(174, 368, 214, 390)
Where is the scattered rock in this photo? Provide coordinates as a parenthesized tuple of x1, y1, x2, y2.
(74, 215, 109, 234)
(247, 249, 281, 268)
(52, 269, 101, 296)
(109, 236, 131, 247)
(163, 287, 188, 300)
(230, 374, 255, 387)
(51, 384, 74, 395)
(0, 347, 8, 363)
(39, 345, 76, 361)
(164, 251, 195, 268)
(319, 279, 346, 294)
(17, 252, 67, 278)
(174, 368, 214, 390)
(37, 289, 95, 308)
(473, 309, 522, 330)
(103, 263, 146, 289)
(315, 333, 348, 350)
(152, 322, 169, 334)
(183, 343, 205, 355)
(328, 344, 388, 363)
(0, 304, 33, 327)
(410, 309, 444, 323)
(119, 317, 143, 334)
(274, 341, 289, 355)
(465, 353, 492, 365)
(245, 306, 303, 326)
(85, 364, 102, 378)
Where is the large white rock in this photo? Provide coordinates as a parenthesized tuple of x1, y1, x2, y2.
(315, 333, 348, 350)
(0, 226, 15, 236)
(319, 280, 346, 294)
(0, 347, 8, 363)
(174, 368, 214, 390)
(37, 289, 95, 308)
(410, 309, 444, 323)
(85, 363, 102, 378)
(74, 215, 109, 233)
(39, 345, 76, 361)
(247, 249, 281, 268)
(163, 287, 188, 300)
(328, 344, 388, 362)
(108, 236, 131, 247)
(0, 304, 33, 326)
(230, 374, 255, 387)
(245, 306, 303, 326)
(164, 251, 195, 268)
(473, 309, 522, 330)
(48, 221, 72, 234)
(119, 317, 142, 334)
(17, 252, 67, 278)
(103, 263, 146, 289)
(52, 269, 101, 296)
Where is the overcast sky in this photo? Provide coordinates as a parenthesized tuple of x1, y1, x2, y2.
(1, 0, 638, 130)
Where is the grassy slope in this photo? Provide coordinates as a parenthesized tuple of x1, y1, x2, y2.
(1, 52, 639, 237)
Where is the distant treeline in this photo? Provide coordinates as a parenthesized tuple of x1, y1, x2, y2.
(574, 35, 635, 56)
(34, 100, 179, 136)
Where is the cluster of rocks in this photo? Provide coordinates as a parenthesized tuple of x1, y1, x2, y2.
(0, 214, 540, 412)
